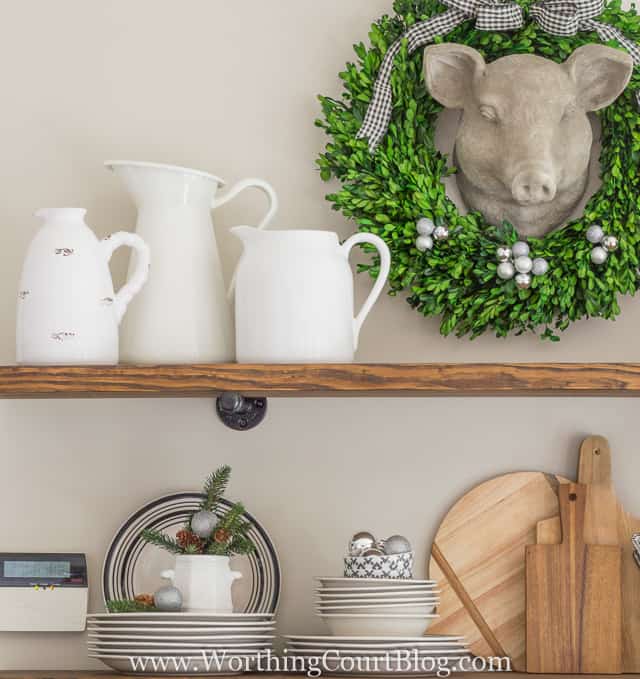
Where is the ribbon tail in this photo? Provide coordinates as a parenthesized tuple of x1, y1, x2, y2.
(356, 9, 467, 152)
(581, 18, 640, 66)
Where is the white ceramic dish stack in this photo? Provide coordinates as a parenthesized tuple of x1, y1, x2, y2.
(87, 613, 275, 675)
(282, 578, 469, 676)
(315, 577, 440, 637)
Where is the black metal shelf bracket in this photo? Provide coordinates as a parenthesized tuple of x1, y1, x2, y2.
(216, 393, 268, 431)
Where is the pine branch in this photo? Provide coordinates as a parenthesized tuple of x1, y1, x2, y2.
(107, 599, 158, 613)
(216, 502, 246, 532)
(200, 465, 232, 511)
(228, 533, 255, 556)
(141, 529, 184, 554)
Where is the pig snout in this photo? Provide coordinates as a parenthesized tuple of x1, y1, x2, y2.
(511, 169, 557, 206)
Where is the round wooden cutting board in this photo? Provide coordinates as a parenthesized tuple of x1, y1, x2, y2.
(427, 471, 569, 672)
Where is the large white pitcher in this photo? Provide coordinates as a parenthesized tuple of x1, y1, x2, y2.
(106, 161, 278, 363)
(233, 227, 391, 363)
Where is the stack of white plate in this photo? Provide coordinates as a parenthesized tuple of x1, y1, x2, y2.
(315, 577, 440, 636)
(283, 635, 472, 677)
(87, 613, 275, 675)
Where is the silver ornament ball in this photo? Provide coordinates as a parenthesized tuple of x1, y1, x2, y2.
(433, 226, 449, 242)
(416, 235, 434, 252)
(497, 246, 512, 263)
(586, 225, 605, 244)
(532, 258, 549, 277)
(602, 235, 619, 253)
(362, 547, 385, 557)
(591, 247, 608, 265)
(497, 262, 516, 281)
(512, 241, 530, 259)
(514, 256, 533, 274)
(383, 535, 412, 555)
(154, 585, 183, 612)
(417, 218, 435, 236)
(515, 273, 532, 290)
(191, 510, 218, 539)
(349, 531, 376, 556)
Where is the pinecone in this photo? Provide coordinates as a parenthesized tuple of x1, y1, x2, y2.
(177, 529, 204, 552)
(134, 593, 154, 607)
(214, 528, 231, 544)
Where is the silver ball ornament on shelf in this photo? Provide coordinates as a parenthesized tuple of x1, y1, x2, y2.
(497, 247, 512, 263)
(154, 585, 183, 612)
(591, 247, 608, 265)
(497, 262, 516, 281)
(416, 218, 435, 236)
(349, 531, 376, 556)
(602, 235, 619, 253)
(514, 256, 533, 274)
(362, 547, 385, 557)
(191, 510, 218, 539)
(383, 535, 412, 555)
(586, 225, 605, 244)
(532, 258, 549, 277)
(512, 241, 530, 259)
(515, 273, 532, 290)
(416, 235, 434, 252)
(433, 226, 449, 242)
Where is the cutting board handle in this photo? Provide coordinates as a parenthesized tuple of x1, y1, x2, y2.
(560, 483, 587, 548)
(578, 436, 612, 486)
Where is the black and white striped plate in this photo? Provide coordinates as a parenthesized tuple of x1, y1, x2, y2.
(102, 493, 281, 614)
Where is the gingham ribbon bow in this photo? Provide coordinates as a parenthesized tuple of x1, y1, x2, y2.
(358, 0, 640, 151)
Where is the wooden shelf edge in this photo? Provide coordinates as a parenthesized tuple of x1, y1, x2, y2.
(1, 363, 640, 398)
(1, 673, 639, 678)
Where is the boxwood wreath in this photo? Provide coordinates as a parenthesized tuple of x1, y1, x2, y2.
(316, 0, 640, 340)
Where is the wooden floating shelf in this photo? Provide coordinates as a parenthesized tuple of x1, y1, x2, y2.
(0, 363, 640, 398)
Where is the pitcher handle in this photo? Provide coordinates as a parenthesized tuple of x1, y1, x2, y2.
(212, 178, 278, 298)
(100, 232, 150, 324)
(341, 233, 391, 351)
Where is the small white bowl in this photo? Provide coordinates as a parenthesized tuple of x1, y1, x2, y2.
(316, 577, 435, 589)
(319, 614, 436, 637)
(344, 552, 413, 579)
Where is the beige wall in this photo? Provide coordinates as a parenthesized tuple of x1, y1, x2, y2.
(0, 0, 639, 670)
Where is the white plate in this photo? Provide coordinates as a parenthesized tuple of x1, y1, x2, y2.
(318, 586, 437, 595)
(89, 640, 273, 649)
(88, 626, 275, 636)
(317, 600, 438, 607)
(285, 648, 468, 656)
(317, 593, 439, 601)
(318, 614, 438, 619)
(88, 620, 275, 627)
(89, 647, 268, 656)
(316, 578, 436, 588)
(91, 653, 259, 675)
(284, 635, 464, 643)
(319, 616, 437, 638)
(88, 612, 273, 621)
(88, 633, 274, 642)
(288, 641, 467, 650)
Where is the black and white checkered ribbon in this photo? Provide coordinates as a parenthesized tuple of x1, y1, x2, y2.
(358, 0, 640, 151)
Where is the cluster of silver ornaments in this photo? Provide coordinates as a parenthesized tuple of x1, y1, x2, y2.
(415, 217, 449, 252)
(586, 225, 619, 265)
(348, 531, 412, 557)
(154, 585, 183, 612)
(496, 241, 548, 290)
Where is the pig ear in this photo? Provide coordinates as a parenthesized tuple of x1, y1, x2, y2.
(424, 43, 486, 109)
(565, 44, 633, 111)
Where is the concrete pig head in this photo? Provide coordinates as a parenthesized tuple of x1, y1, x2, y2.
(424, 43, 633, 237)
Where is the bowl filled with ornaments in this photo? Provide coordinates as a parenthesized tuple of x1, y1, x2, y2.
(313, 532, 440, 636)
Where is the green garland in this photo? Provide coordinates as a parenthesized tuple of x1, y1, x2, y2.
(317, 0, 640, 340)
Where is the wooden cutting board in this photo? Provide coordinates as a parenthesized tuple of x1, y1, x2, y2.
(526, 483, 622, 674)
(536, 435, 640, 672)
(427, 471, 569, 671)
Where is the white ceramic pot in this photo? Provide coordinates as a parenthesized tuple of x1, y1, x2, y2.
(161, 555, 242, 614)
(233, 228, 391, 363)
(16, 208, 149, 365)
(106, 161, 278, 364)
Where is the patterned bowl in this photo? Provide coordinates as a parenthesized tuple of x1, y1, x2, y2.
(344, 551, 413, 579)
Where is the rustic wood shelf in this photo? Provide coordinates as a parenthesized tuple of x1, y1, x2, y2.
(0, 363, 640, 398)
(0, 673, 634, 678)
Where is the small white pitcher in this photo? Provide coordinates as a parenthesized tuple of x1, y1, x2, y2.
(161, 555, 242, 614)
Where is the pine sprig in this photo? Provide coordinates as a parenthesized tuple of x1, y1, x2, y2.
(200, 465, 231, 511)
(107, 599, 158, 613)
(140, 529, 184, 554)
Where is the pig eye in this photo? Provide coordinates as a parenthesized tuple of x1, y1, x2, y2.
(479, 105, 498, 123)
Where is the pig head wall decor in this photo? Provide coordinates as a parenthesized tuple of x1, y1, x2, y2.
(423, 43, 633, 238)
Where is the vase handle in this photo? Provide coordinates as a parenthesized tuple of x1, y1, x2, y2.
(211, 178, 279, 299)
(341, 233, 391, 351)
(100, 232, 150, 324)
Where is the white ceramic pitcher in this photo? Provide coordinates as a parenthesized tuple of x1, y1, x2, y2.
(105, 161, 278, 364)
(161, 555, 242, 614)
(16, 208, 149, 365)
(233, 228, 391, 363)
